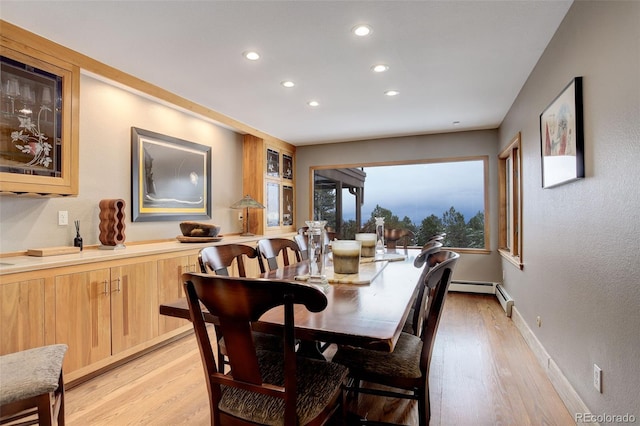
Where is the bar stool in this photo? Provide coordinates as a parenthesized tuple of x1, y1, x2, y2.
(0, 344, 68, 426)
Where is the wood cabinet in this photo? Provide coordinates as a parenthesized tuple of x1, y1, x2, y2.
(157, 253, 198, 334)
(243, 134, 296, 235)
(0, 277, 45, 355)
(0, 22, 80, 196)
(54, 261, 158, 374)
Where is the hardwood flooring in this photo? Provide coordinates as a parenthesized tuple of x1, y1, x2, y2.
(63, 293, 574, 425)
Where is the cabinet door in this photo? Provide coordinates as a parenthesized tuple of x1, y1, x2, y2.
(110, 261, 158, 354)
(157, 254, 195, 334)
(55, 269, 111, 374)
(0, 278, 45, 355)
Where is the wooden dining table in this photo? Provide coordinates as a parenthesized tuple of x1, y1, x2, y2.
(159, 249, 423, 353)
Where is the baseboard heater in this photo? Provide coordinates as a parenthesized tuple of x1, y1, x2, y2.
(495, 284, 514, 317)
(449, 280, 497, 295)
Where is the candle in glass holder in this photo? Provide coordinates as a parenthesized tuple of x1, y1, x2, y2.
(332, 240, 361, 274)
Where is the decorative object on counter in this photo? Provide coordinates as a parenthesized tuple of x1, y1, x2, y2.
(375, 217, 385, 255)
(73, 219, 83, 251)
(230, 194, 265, 236)
(176, 222, 223, 243)
(332, 240, 362, 275)
(179, 221, 221, 237)
(98, 199, 126, 250)
(305, 220, 327, 283)
(27, 246, 80, 257)
(355, 233, 376, 257)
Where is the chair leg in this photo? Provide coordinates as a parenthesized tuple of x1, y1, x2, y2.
(418, 389, 430, 426)
(56, 372, 66, 426)
(35, 393, 54, 426)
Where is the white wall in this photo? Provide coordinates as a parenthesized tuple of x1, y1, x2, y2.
(0, 73, 244, 252)
(499, 1, 640, 418)
(295, 129, 502, 284)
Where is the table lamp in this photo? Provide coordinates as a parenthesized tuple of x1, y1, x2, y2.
(230, 195, 265, 236)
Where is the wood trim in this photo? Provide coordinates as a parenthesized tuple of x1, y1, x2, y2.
(511, 306, 595, 424)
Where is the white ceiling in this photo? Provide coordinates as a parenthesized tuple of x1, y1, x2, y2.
(1, 1, 572, 146)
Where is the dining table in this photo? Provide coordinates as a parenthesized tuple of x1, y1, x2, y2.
(159, 248, 423, 353)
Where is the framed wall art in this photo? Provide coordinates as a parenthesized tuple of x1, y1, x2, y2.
(540, 77, 584, 188)
(131, 127, 211, 221)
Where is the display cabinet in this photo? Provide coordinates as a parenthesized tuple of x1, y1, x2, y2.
(0, 23, 79, 196)
(243, 134, 296, 235)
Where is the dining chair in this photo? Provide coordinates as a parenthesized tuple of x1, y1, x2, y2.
(0, 344, 68, 426)
(198, 244, 281, 373)
(294, 233, 309, 260)
(183, 273, 349, 425)
(384, 228, 415, 251)
(332, 251, 460, 426)
(256, 237, 303, 272)
(403, 240, 444, 335)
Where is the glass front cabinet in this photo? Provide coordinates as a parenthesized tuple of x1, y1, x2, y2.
(1, 26, 79, 196)
(243, 134, 296, 235)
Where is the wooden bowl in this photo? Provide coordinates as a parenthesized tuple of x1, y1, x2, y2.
(179, 222, 221, 237)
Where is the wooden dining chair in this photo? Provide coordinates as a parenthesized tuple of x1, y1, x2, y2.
(257, 238, 303, 272)
(294, 233, 309, 260)
(198, 244, 281, 373)
(332, 251, 460, 426)
(183, 273, 349, 426)
(403, 240, 444, 335)
(0, 344, 68, 426)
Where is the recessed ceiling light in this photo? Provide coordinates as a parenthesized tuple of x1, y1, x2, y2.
(352, 25, 372, 37)
(453, 121, 461, 125)
(281, 80, 295, 88)
(243, 51, 260, 61)
(384, 90, 399, 97)
(307, 100, 320, 107)
(371, 64, 389, 73)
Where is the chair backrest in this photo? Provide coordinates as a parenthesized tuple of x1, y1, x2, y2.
(198, 244, 259, 277)
(182, 273, 328, 425)
(256, 238, 303, 272)
(385, 228, 415, 250)
(407, 241, 444, 335)
(418, 250, 459, 376)
(294, 234, 309, 260)
(413, 240, 443, 268)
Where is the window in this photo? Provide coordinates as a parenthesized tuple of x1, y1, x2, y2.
(498, 133, 523, 268)
(312, 157, 489, 252)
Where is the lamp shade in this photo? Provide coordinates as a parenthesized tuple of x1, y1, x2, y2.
(230, 195, 265, 210)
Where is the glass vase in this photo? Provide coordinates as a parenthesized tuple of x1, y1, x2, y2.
(305, 220, 327, 283)
(375, 216, 385, 255)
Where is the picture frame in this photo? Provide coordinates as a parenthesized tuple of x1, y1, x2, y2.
(540, 77, 584, 188)
(131, 127, 211, 222)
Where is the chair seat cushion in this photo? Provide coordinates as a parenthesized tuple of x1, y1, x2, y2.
(219, 350, 348, 425)
(332, 332, 422, 379)
(0, 344, 68, 405)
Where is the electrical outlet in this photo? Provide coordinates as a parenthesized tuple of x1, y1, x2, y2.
(594, 364, 602, 392)
(536, 316, 542, 327)
(238, 211, 244, 221)
(58, 210, 69, 226)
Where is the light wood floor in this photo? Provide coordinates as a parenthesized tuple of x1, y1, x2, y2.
(63, 293, 574, 425)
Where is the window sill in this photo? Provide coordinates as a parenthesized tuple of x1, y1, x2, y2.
(498, 248, 523, 270)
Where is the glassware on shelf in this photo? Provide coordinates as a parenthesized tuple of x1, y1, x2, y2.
(375, 216, 385, 255)
(305, 220, 327, 283)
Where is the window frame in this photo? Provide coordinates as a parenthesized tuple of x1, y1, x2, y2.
(310, 156, 490, 254)
(498, 132, 523, 269)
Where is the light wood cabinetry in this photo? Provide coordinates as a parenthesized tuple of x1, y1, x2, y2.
(243, 134, 296, 235)
(54, 261, 158, 374)
(0, 277, 45, 355)
(157, 253, 198, 334)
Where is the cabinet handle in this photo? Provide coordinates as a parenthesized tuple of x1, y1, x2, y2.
(111, 277, 121, 292)
(103, 280, 109, 295)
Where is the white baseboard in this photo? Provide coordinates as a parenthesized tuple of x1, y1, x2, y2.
(511, 306, 597, 426)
